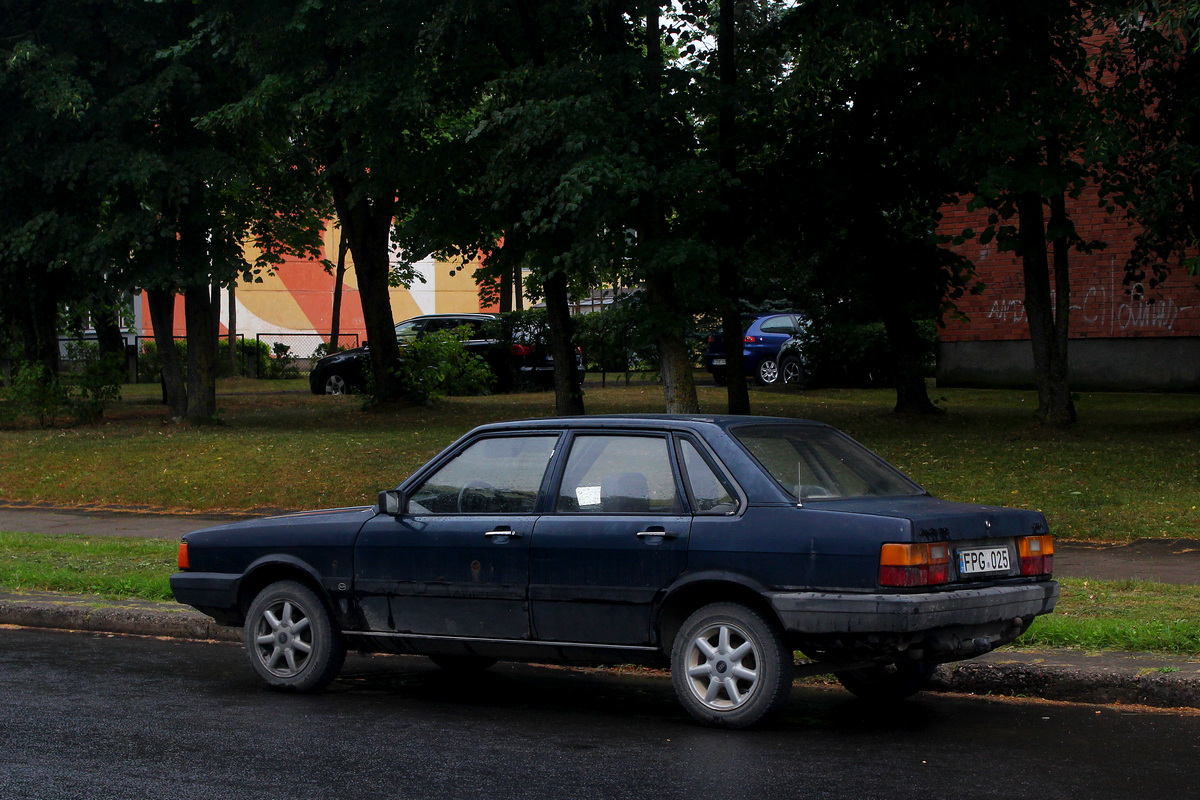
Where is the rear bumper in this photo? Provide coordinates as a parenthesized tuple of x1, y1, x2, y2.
(769, 581, 1059, 635)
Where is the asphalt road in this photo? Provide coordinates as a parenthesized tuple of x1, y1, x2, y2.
(2, 627, 1197, 800)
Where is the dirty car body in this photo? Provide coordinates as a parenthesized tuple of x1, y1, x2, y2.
(171, 415, 1058, 728)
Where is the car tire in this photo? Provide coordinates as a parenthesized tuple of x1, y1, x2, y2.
(244, 580, 346, 692)
(780, 357, 805, 387)
(322, 370, 350, 395)
(756, 358, 780, 385)
(834, 661, 936, 702)
(671, 602, 793, 729)
(429, 655, 498, 673)
(710, 369, 728, 386)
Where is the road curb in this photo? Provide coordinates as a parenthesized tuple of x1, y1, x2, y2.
(932, 657, 1200, 709)
(3, 593, 1199, 710)
(0, 594, 240, 643)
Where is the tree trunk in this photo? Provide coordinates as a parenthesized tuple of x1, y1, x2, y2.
(882, 308, 940, 415)
(1017, 190, 1076, 428)
(330, 233, 348, 351)
(717, 0, 749, 415)
(184, 284, 220, 424)
(146, 288, 187, 419)
(329, 180, 401, 402)
(227, 282, 237, 376)
(543, 270, 585, 415)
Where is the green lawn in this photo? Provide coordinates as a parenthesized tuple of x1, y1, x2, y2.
(1, 378, 1197, 542)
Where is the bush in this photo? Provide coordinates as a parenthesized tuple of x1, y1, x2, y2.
(264, 342, 300, 380)
(387, 328, 494, 404)
(0, 346, 123, 427)
(784, 317, 937, 388)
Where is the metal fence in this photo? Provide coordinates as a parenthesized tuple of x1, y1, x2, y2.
(255, 333, 359, 376)
(41, 332, 358, 383)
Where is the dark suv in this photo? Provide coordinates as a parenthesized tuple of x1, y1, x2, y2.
(308, 313, 584, 395)
(702, 313, 806, 386)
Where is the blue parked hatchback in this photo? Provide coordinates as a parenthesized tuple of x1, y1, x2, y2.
(703, 313, 806, 386)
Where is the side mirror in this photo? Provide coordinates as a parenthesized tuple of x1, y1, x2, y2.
(378, 489, 405, 517)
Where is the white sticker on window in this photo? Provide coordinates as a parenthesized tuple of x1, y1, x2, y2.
(576, 485, 602, 507)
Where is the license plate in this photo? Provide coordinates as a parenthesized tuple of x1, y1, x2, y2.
(958, 546, 1011, 575)
(711, 358, 726, 366)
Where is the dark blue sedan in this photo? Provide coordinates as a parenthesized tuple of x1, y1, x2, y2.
(171, 415, 1058, 728)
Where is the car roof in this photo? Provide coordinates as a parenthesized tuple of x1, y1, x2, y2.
(399, 313, 498, 322)
(466, 414, 830, 435)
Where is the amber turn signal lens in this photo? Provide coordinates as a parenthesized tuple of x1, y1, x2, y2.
(177, 541, 189, 570)
(1017, 534, 1054, 576)
(879, 542, 950, 587)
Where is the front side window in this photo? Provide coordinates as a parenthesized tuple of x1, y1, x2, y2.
(409, 435, 557, 514)
(732, 423, 924, 500)
(556, 435, 680, 513)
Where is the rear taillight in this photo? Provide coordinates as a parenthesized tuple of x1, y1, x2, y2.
(510, 344, 533, 356)
(879, 542, 950, 587)
(707, 335, 716, 344)
(177, 541, 190, 570)
(1017, 534, 1054, 576)
(743, 335, 757, 343)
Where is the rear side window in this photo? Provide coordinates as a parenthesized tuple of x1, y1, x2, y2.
(556, 435, 681, 513)
(758, 316, 797, 334)
(409, 435, 556, 514)
(732, 423, 924, 500)
(678, 438, 739, 514)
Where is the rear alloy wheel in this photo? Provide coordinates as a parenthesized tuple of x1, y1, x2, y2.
(244, 580, 345, 692)
(756, 358, 780, 385)
(323, 371, 349, 395)
(834, 661, 936, 702)
(671, 602, 793, 729)
(780, 357, 805, 387)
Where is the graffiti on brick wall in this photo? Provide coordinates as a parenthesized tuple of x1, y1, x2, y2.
(986, 283, 1194, 333)
(987, 299, 1026, 323)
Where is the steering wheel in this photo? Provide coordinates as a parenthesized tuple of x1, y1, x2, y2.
(457, 480, 500, 513)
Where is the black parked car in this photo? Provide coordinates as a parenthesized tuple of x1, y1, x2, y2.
(308, 313, 584, 395)
(172, 415, 1058, 728)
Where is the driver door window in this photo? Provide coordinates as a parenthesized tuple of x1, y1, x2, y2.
(408, 435, 557, 514)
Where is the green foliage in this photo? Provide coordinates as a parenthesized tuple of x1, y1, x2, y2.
(390, 328, 494, 405)
(64, 343, 124, 424)
(572, 302, 663, 376)
(264, 343, 299, 380)
(0, 345, 123, 427)
(1, 364, 70, 428)
(782, 315, 937, 389)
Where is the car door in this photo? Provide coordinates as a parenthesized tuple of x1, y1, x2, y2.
(529, 432, 690, 646)
(353, 433, 559, 639)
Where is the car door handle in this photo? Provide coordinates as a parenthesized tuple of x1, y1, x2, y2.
(485, 527, 523, 539)
(636, 527, 679, 540)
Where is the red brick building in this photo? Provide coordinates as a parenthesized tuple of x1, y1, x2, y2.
(937, 191, 1200, 391)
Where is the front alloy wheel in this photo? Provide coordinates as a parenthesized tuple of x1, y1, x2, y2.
(780, 357, 805, 387)
(244, 581, 345, 692)
(323, 371, 348, 395)
(757, 358, 780, 385)
(671, 603, 792, 728)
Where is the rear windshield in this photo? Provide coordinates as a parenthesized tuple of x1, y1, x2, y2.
(731, 423, 925, 500)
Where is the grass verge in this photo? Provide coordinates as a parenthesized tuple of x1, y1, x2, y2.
(0, 531, 175, 601)
(1, 531, 1197, 656)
